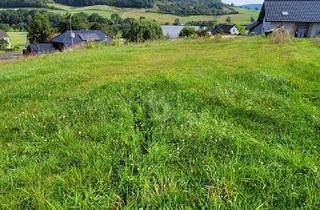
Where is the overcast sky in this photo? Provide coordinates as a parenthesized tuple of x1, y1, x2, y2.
(222, 0, 263, 5)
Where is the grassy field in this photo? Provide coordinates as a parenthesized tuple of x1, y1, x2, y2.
(0, 37, 319, 209)
(0, 32, 27, 54)
(47, 4, 259, 25)
(7, 32, 27, 49)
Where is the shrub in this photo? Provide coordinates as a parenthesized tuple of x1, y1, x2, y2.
(179, 27, 196, 38)
(270, 27, 293, 44)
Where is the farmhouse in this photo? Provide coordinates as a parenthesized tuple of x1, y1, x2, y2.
(247, 0, 320, 37)
(24, 30, 113, 55)
(212, 24, 240, 35)
(0, 30, 11, 48)
(51, 30, 113, 51)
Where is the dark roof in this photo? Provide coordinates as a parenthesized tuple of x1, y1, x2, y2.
(0, 30, 9, 39)
(261, 0, 320, 22)
(246, 21, 261, 30)
(212, 24, 236, 34)
(27, 43, 56, 54)
(51, 30, 112, 47)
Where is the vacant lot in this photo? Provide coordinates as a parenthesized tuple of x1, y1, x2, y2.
(0, 37, 319, 209)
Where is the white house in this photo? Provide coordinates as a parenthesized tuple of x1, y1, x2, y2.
(212, 24, 240, 35)
(247, 0, 320, 38)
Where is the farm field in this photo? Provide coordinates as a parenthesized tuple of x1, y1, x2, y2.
(0, 37, 319, 209)
(7, 32, 27, 49)
(48, 4, 258, 25)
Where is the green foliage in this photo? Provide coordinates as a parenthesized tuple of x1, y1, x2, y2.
(0, 0, 46, 8)
(157, 0, 239, 16)
(58, 13, 89, 32)
(226, 16, 232, 23)
(27, 11, 52, 43)
(122, 18, 163, 42)
(0, 38, 9, 50)
(0, 38, 320, 209)
(179, 27, 196, 38)
(237, 25, 246, 35)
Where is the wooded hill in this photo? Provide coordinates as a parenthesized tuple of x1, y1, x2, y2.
(0, 0, 238, 16)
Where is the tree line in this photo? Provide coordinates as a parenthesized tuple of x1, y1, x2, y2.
(4, 9, 163, 43)
(0, 0, 238, 16)
(157, 0, 238, 16)
(0, 0, 46, 8)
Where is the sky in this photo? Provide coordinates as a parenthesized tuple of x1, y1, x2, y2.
(222, 0, 263, 5)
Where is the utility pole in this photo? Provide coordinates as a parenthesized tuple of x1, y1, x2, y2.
(69, 13, 74, 46)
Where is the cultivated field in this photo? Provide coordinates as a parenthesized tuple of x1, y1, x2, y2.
(0, 37, 319, 209)
(42, 4, 259, 25)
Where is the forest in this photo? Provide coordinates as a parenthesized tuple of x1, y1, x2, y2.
(0, 0, 237, 16)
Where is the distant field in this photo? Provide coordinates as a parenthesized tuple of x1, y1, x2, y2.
(7, 32, 27, 48)
(0, 37, 319, 209)
(0, 32, 27, 54)
(47, 4, 259, 25)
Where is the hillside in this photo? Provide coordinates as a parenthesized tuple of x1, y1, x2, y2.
(240, 4, 262, 10)
(46, 4, 259, 25)
(0, 0, 237, 16)
(0, 38, 319, 209)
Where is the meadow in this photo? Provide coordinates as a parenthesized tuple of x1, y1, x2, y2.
(28, 3, 259, 25)
(0, 37, 319, 209)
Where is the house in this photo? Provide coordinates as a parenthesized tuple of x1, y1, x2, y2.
(212, 24, 240, 35)
(24, 43, 56, 55)
(24, 30, 113, 55)
(0, 30, 11, 48)
(161, 25, 200, 39)
(51, 30, 113, 51)
(247, 0, 320, 37)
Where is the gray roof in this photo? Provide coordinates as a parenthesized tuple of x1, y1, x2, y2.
(27, 43, 56, 54)
(262, 0, 320, 22)
(51, 30, 112, 47)
(161, 25, 200, 39)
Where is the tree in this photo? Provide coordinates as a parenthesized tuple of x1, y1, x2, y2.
(179, 27, 196, 38)
(226, 16, 232, 23)
(0, 38, 9, 50)
(27, 11, 52, 43)
(122, 18, 163, 42)
(174, 18, 181, 26)
(58, 13, 89, 32)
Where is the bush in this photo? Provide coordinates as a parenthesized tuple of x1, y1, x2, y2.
(0, 39, 9, 50)
(179, 27, 196, 38)
(270, 27, 293, 44)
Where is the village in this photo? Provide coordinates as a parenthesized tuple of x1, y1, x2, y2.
(1, 0, 320, 59)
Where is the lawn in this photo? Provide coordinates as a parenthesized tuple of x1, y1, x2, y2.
(0, 37, 319, 209)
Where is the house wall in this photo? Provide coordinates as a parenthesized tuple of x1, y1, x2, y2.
(230, 26, 240, 35)
(268, 22, 296, 35)
(263, 20, 320, 37)
(309, 23, 320, 37)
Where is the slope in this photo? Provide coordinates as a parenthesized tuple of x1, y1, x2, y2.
(0, 38, 319, 209)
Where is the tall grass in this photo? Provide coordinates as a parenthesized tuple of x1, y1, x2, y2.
(0, 37, 319, 209)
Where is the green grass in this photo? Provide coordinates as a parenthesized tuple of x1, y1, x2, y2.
(0, 37, 319, 209)
(7, 32, 27, 49)
(47, 3, 259, 25)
